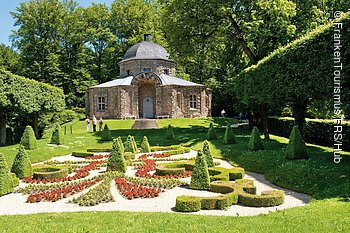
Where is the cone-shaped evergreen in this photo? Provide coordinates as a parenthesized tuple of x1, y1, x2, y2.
(141, 136, 151, 153)
(207, 123, 217, 140)
(0, 153, 14, 196)
(224, 123, 236, 144)
(117, 137, 125, 153)
(131, 136, 138, 152)
(285, 126, 309, 160)
(248, 127, 265, 151)
(124, 135, 136, 153)
(11, 145, 33, 179)
(50, 124, 64, 145)
(107, 139, 127, 172)
(101, 124, 112, 141)
(203, 140, 214, 167)
(166, 124, 175, 139)
(20, 125, 37, 150)
(190, 150, 210, 190)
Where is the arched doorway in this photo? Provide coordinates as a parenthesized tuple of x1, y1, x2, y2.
(143, 97, 154, 118)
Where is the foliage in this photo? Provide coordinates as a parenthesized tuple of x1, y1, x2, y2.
(107, 139, 127, 173)
(166, 124, 175, 139)
(248, 127, 264, 151)
(101, 124, 112, 141)
(117, 137, 125, 153)
(224, 123, 236, 144)
(190, 150, 210, 190)
(175, 195, 201, 212)
(11, 173, 20, 187)
(11, 145, 33, 179)
(32, 165, 69, 180)
(0, 44, 19, 73)
(140, 136, 151, 153)
(202, 141, 214, 167)
(50, 124, 64, 145)
(124, 135, 136, 153)
(131, 136, 137, 152)
(20, 126, 37, 150)
(207, 123, 217, 140)
(0, 153, 13, 196)
(285, 126, 309, 160)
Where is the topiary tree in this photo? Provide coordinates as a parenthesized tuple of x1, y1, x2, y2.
(202, 140, 214, 167)
(0, 153, 14, 196)
(248, 127, 265, 151)
(207, 123, 217, 140)
(11, 145, 33, 179)
(101, 124, 112, 141)
(166, 124, 175, 139)
(224, 123, 236, 144)
(124, 135, 136, 153)
(131, 136, 138, 152)
(190, 150, 210, 190)
(20, 125, 37, 150)
(107, 139, 127, 172)
(140, 136, 151, 153)
(50, 124, 64, 145)
(285, 126, 309, 160)
(117, 137, 125, 153)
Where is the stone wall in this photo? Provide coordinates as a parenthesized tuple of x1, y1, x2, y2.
(119, 59, 176, 78)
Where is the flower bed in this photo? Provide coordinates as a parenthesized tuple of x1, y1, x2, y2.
(115, 177, 162, 200)
(85, 154, 109, 160)
(138, 153, 171, 160)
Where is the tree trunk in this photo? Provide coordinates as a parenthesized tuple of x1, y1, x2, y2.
(0, 112, 6, 146)
(292, 99, 308, 137)
(261, 104, 270, 140)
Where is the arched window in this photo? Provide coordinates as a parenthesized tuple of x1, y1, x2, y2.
(190, 95, 197, 109)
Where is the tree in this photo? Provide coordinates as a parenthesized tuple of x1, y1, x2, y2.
(0, 44, 19, 73)
(207, 123, 217, 140)
(107, 138, 127, 172)
(166, 124, 175, 139)
(0, 153, 13, 196)
(101, 124, 112, 141)
(50, 124, 64, 145)
(285, 126, 309, 160)
(11, 145, 33, 179)
(190, 150, 210, 190)
(140, 136, 151, 153)
(224, 123, 236, 144)
(202, 141, 214, 167)
(248, 127, 265, 151)
(20, 125, 37, 150)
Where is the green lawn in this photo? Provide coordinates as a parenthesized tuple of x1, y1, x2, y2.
(0, 118, 349, 232)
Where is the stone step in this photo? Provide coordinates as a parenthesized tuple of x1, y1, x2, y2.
(131, 119, 158, 129)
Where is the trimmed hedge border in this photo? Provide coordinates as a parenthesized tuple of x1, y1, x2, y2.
(87, 148, 111, 152)
(150, 145, 182, 152)
(32, 165, 69, 180)
(155, 166, 185, 176)
(72, 151, 94, 158)
(208, 167, 245, 182)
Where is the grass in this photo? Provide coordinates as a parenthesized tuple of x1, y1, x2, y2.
(0, 117, 349, 232)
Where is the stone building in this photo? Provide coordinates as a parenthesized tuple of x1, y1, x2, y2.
(86, 34, 212, 119)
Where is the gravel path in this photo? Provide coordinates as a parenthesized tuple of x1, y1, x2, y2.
(0, 151, 310, 216)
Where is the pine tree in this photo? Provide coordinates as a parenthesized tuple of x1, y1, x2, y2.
(203, 140, 214, 167)
(207, 123, 217, 140)
(101, 124, 112, 141)
(224, 123, 236, 144)
(248, 127, 265, 151)
(107, 139, 127, 172)
(166, 124, 175, 139)
(285, 126, 309, 160)
(141, 136, 151, 153)
(50, 124, 64, 145)
(190, 150, 210, 190)
(20, 125, 37, 150)
(0, 153, 14, 196)
(11, 145, 33, 179)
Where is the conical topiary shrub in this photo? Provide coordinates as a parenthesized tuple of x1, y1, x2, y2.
(101, 124, 112, 141)
(117, 137, 125, 153)
(107, 139, 127, 172)
(11, 145, 33, 179)
(124, 135, 136, 153)
(0, 153, 14, 196)
(203, 140, 214, 167)
(224, 123, 236, 144)
(285, 126, 309, 160)
(20, 125, 37, 150)
(50, 124, 64, 145)
(248, 127, 264, 151)
(166, 124, 175, 139)
(190, 150, 210, 190)
(131, 136, 138, 152)
(207, 123, 217, 140)
(141, 136, 151, 153)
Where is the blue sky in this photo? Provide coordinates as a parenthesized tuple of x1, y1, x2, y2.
(0, 0, 114, 46)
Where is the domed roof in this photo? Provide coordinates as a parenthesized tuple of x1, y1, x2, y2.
(122, 35, 170, 61)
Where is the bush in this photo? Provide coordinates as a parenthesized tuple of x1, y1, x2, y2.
(131, 136, 138, 152)
(190, 150, 210, 190)
(203, 140, 214, 167)
(20, 125, 37, 150)
(285, 126, 309, 160)
(50, 124, 64, 145)
(72, 151, 94, 157)
(11, 173, 19, 187)
(208, 167, 245, 182)
(124, 135, 136, 153)
(32, 165, 69, 180)
(237, 189, 285, 207)
(151, 145, 181, 152)
(140, 136, 151, 153)
(155, 166, 185, 176)
(224, 123, 236, 144)
(87, 148, 111, 152)
(167, 147, 191, 155)
(123, 152, 135, 161)
(166, 124, 175, 139)
(0, 153, 14, 196)
(117, 137, 125, 153)
(248, 127, 264, 151)
(101, 124, 112, 141)
(235, 179, 257, 194)
(210, 181, 235, 194)
(175, 195, 201, 212)
(159, 161, 194, 171)
(207, 123, 217, 140)
(107, 139, 127, 173)
(11, 145, 33, 179)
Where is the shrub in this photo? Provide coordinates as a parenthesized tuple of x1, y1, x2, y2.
(124, 135, 136, 153)
(107, 139, 127, 173)
(207, 123, 217, 140)
(72, 151, 94, 157)
(175, 195, 201, 212)
(224, 123, 236, 144)
(237, 188, 285, 207)
(11, 145, 33, 179)
(159, 161, 194, 171)
(203, 140, 214, 167)
(32, 165, 69, 180)
(0, 153, 14, 196)
(150, 145, 181, 151)
(210, 181, 235, 194)
(87, 148, 111, 152)
(155, 166, 185, 176)
(117, 137, 125, 153)
(190, 150, 210, 190)
(50, 124, 64, 145)
(248, 127, 264, 151)
(20, 125, 37, 150)
(131, 136, 138, 152)
(285, 126, 309, 160)
(101, 124, 112, 141)
(166, 124, 175, 139)
(208, 167, 245, 182)
(140, 136, 151, 153)
(11, 173, 19, 187)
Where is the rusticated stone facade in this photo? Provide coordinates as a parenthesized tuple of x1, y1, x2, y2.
(86, 34, 212, 119)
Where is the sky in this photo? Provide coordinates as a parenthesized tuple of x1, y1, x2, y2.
(0, 0, 114, 47)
